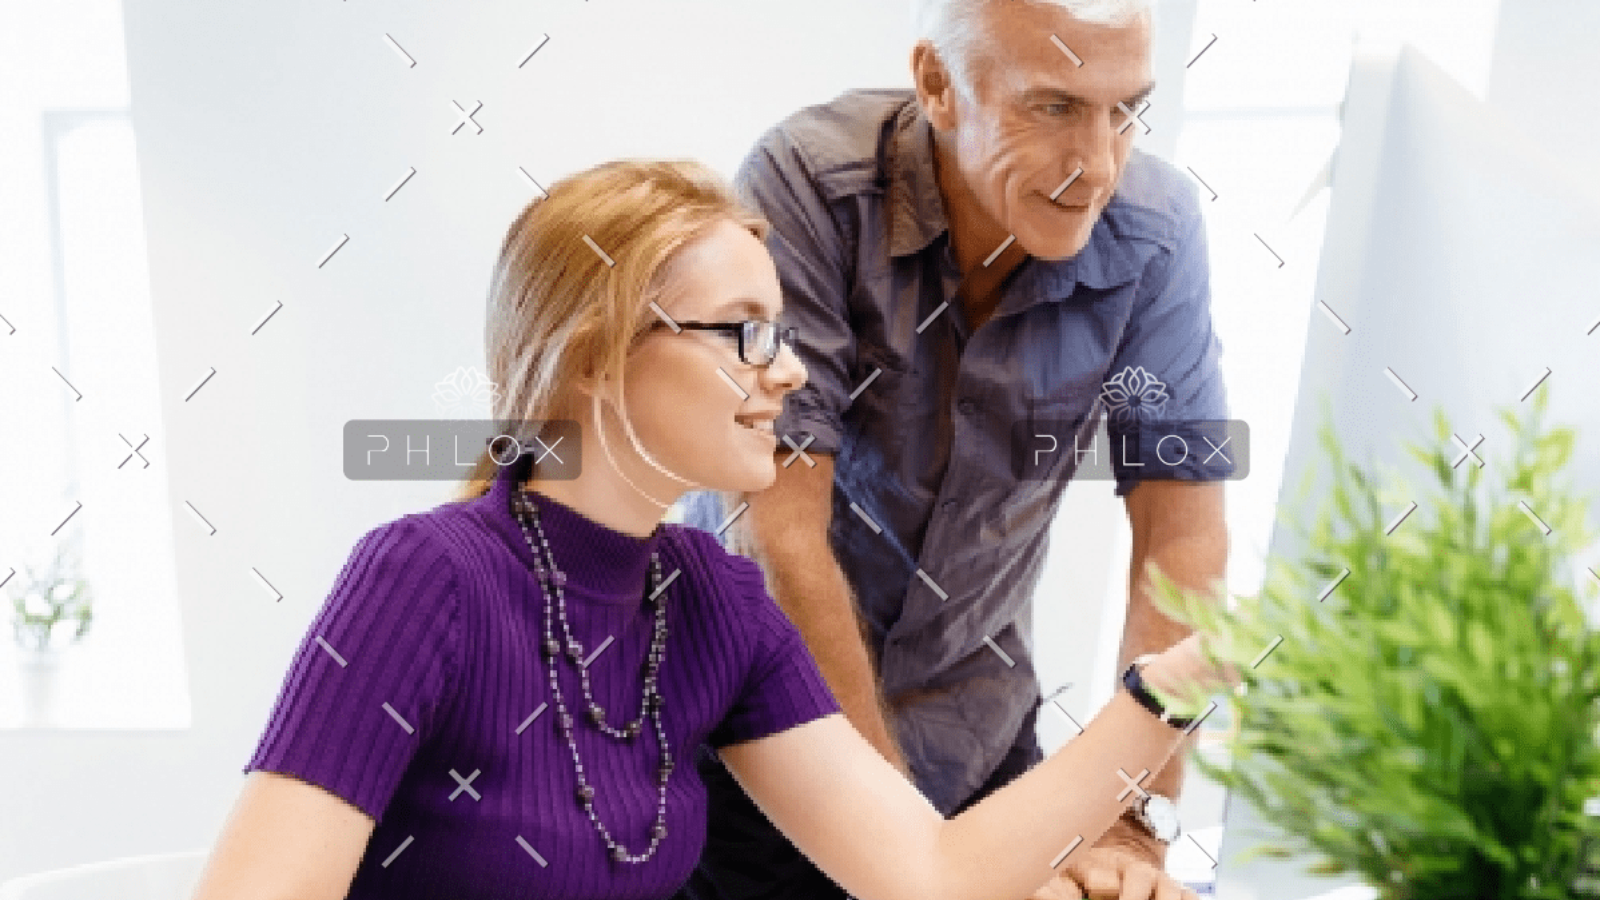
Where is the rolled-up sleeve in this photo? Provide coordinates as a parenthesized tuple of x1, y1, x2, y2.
(1105, 182, 1234, 498)
(733, 131, 855, 455)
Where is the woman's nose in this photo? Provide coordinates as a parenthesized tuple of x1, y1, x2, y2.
(762, 342, 807, 395)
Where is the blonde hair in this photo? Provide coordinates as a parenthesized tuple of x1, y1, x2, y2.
(456, 159, 769, 502)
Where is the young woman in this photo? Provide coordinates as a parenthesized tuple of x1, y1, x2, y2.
(191, 159, 1232, 900)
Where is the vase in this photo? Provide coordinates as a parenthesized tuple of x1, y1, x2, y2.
(15, 646, 67, 727)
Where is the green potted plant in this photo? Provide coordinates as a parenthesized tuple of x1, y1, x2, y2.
(1149, 388, 1600, 899)
(6, 527, 94, 726)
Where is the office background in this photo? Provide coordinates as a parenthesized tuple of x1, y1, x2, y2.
(2, 0, 1597, 884)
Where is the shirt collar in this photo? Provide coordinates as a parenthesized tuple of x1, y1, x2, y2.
(884, 98, 1146, 297)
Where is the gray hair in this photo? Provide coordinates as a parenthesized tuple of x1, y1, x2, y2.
(911, 0, 1154, 101)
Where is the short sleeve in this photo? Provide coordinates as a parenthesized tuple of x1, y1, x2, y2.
(243, 516, 461, 823)
(706, 552, 841, 749)
(733, 129, 854, 455)
(1105, 181, 1236, 498)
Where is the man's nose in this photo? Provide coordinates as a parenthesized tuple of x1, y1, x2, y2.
(1069, 109, 1120, 191)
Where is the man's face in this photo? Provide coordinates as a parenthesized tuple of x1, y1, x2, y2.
(942, 4, 1153, 261)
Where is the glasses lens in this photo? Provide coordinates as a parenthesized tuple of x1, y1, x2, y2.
(737, 321, 771, 366)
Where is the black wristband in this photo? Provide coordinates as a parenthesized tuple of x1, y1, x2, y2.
(1121, 659, 1195, 730)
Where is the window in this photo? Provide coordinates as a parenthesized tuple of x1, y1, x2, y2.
(0, 3, 190, 729)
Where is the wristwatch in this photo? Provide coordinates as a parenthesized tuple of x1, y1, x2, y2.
(1121, 653, 1196, 730)
(1130, 792, 1182, 843)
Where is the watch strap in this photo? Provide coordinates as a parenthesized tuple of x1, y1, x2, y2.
(1122, 657, 1196, 730)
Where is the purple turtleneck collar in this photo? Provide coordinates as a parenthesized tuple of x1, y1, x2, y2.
(476, 455, 667, 605)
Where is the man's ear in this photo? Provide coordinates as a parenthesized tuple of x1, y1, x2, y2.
(911, 41, 959, 132)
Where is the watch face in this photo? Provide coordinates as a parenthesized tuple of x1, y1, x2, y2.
(1144, 795, 1181, 842)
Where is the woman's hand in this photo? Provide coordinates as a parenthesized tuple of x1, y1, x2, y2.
(1140, 633, 1238, 712)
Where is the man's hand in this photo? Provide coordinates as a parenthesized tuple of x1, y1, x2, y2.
(1051, 820, 1198, 900)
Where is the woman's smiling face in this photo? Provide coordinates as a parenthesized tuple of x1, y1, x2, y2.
(614, 218, 807, 496)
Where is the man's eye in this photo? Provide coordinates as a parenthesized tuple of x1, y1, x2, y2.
(1039, 103, 1072, 116)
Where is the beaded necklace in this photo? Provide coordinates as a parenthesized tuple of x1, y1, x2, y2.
(512, 489, 673, 864)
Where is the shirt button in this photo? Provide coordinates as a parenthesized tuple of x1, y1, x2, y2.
(957, 398, 976, 415)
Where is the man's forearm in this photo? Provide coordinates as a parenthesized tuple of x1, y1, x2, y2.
(765, 545, 909, 773)
(740, 494, 911, 776)
(1116, 532, 1229, 824)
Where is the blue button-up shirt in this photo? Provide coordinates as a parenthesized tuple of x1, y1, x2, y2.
(681, 89, 1235, 815)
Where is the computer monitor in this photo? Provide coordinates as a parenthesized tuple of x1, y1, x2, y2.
(1210, 40, 1600, 900)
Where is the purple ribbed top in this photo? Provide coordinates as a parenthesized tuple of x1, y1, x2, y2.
(244, 456, 840, 899)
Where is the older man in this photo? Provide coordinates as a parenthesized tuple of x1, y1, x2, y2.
(677, 1, 1233, 899)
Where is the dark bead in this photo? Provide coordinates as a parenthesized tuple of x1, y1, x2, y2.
(589, 705, 606, 724)
(567, 641, 584, 661)
(577, 784, 595, 802)
(651, 823, 668, 840)
(612, 845, 629, 862)
(543, 639, 560, 657)
(625, 721, 641, 739)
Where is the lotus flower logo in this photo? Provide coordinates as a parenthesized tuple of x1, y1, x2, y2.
(1099, 366, 1169, 428)
(433, 366, 501, 417)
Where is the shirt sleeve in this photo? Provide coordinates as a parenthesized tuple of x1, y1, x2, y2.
(242, 515, 462, 823)
(706, 550, 842, 749)
(733, 127, 855, 455)
(1104, 179, 1237, 499)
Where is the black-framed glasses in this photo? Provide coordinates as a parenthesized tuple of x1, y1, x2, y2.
(649, 320, 799, 368)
